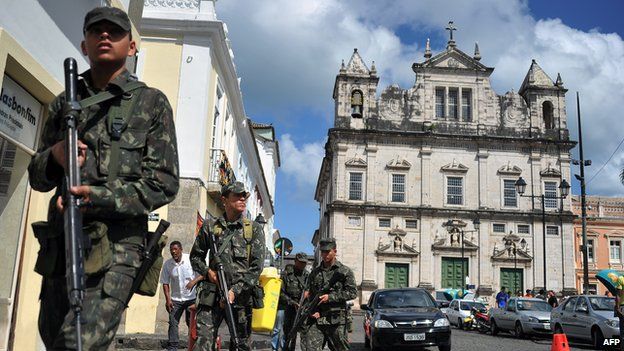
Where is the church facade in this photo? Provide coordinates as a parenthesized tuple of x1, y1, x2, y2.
(314, 31, 577, 304)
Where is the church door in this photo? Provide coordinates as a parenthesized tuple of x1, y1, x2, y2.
(500, 268, 523, 294)
(441, 257, 468, 289)
(385, 263, 409, 288)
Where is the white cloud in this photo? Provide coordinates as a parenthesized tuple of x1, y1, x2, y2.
(278, 134, 325, 194)
(218, 0, 624, 196)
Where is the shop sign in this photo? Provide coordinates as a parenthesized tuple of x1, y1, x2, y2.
(0, 75, 43, 150)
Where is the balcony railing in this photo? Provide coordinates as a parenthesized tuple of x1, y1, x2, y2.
(209, 148, 236, 186)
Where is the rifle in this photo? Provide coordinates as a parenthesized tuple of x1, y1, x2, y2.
(125, 219, 170, 305)
(205, 221, 243, 349)
(284, 272, 344, 350)
(62, 57, 86, 351)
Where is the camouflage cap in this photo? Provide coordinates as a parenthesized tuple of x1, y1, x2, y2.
(319, 237, 336, 250)
(83, 7, 131, 33)
(221, 181, 249, 197)
(294, 252, 308, 262)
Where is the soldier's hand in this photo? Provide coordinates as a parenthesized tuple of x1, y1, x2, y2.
(311, 312, 320, 319)
(207, 269, 218, 284)
(51, 139, 87, 169)
(228, 289, 235, 304)
(303, 291, 309, 299)
(55, 185, 92, 212)
(319, 294, 330, 304)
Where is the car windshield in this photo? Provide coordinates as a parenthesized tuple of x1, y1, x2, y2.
(589, 297, 615, 311)
(375, 290, 436, 309)
(436, 292, 451, 301)
(516, 300, 552, 312)
(460, 301, 486, 311)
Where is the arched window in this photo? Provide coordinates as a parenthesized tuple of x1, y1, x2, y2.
(542, 101, 554, 129)
(351, 90, 363, 118)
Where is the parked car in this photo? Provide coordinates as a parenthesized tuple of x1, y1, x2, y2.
(489, 297, 552, 337)
(362, 288, 451, 351)
(435, 290, 453, 310)
(445, 299, 487, 329)
(550, 295, 619, 348)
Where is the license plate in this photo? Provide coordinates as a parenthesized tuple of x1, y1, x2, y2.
(404, 333, 426, 341)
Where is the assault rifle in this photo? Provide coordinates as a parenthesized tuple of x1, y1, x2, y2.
(205, 221, 243, 350)
(284, 272, 345, 350)
(125, 219, 171, 305)
(62, 57, 86, 351)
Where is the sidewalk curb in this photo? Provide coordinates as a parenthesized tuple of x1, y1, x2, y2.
(115, 334, 272, 350)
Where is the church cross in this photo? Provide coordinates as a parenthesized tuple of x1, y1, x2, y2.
(445, 21, 457, 42)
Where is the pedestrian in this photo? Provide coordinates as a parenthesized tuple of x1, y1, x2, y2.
(276, 252, 309, 351)
(161, 241, 203, 351)
(547, 290, 558, 308)
(190, 181, 265, 351)
(535, 289, 546, 300)
(495, 287, 508, 308)
(614, 277, 624, 351)
(515, 290, 522, 297)
(28, 6, 179, 349)
(524, 289, 533, 298)
(300, 238, 357, 351)
(606, 290, 612, 297)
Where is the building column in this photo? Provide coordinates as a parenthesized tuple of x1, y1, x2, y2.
(477, 150, 489, 208)
(529, 151, 542, 289)
(334, 144, 349, 201)
(418, 216, 434, 290)
(420, 147, 432, 206)
(362, 145, 377, 289)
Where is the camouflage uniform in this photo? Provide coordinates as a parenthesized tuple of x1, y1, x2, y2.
(280, 259, 308, 349)
(189, 202, 265, 351)
(28, 67, 179, 349)
(300, 239, 356, 351)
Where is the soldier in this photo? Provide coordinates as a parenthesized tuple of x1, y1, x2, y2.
(28, 6, 179, 350)
(190, 181, 265, 351)
(300, 238, 356, 351)
(279, 252, 309, 350)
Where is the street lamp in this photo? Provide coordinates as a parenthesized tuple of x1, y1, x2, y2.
(504, 235, 527, 294)
(515, 176, 570, 291)
(444, 218, 480, 291)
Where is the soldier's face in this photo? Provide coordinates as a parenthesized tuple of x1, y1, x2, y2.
(170, 244, 182, 262)
(223, 192, 247, 214)
(321, 248, 337, 264)
(294, 260, 307, 271)
(81, 21, 136, 66)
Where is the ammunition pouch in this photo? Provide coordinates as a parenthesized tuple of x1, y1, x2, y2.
(84, 221, 113, 275)
(135, 232, 168, 296)
(316, 309, 346, 326)
(32, 221, 64, 277)
(197, 281, 218, 307)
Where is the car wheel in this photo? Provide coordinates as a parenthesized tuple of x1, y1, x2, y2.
(458, 318, 464, 330)
(592, 327, 605, 349)
(490, 319, 499, 336)
(438, 344, 451, 351)
(515, 322, 525, 338)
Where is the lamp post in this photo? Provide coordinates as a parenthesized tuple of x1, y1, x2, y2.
(505, 235, 527, 294)
(444, 218, 480, 291)
(515, 177, 570, 291)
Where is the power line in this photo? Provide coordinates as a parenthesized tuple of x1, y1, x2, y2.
(586, 135, 624, 185)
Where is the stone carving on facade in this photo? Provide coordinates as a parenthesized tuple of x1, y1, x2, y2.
(497, 161, 522, 176)
(540, 162, 561, 177)
(491, 232, 532, 262)
(378, 85, 406, 121)
(500, 90, 529, 128)
(405, 85, 423, 117)
(386, 156, 411, 170)
(432, 224, 478, 251)
(345, 49, 370, 75)
(377, 226, 419, 255)
(145, 0, 200, 9)
(345, 157, 367, 168)
(440, 159, 468, 173)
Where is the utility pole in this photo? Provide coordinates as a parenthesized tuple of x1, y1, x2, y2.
(574, 92, 591, 294)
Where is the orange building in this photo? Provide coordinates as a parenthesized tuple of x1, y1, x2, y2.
(573, 195, 624, 295)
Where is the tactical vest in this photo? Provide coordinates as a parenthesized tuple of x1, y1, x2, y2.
(212, 218, 253, 262)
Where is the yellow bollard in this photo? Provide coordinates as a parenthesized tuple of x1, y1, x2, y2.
(252, 267, 282, 332)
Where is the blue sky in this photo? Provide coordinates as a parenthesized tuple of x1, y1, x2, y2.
(217, 0, 624, 253)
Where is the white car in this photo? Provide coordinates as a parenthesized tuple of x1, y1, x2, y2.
(446, 299, 487, 329)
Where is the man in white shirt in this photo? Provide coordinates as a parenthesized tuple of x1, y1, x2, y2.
(161, 241, 203, 351)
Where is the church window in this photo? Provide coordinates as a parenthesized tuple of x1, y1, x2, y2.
(405, 219, 418, 229)
(448, 88, 459, 119)
(446, 176, 463, 205)
(351, 90, 363, 118)
(461, 89, 472, 121)
(211, 85, 224, 148)
(379, 218, 391, 228)
(349, 172, 363, 200)
(391, 174, 406, 203)
(348, 216, 362, 227)
(493, 223, 506, 233)
(517, 224, 531, 234)
(544, 181, 558, 209)
(503, 179, 517, 207)
(435, 87, 445, 118)
(542, 101, 554, 129)
(610, 240, 622, 262)
(547, 226, 559, 236)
